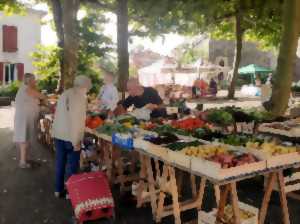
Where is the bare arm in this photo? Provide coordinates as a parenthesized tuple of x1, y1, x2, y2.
(26, 87, 46, 100)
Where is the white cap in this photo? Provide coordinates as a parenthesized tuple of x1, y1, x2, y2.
(74, 75, 92, 90)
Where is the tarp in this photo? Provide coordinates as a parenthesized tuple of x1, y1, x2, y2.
(238, 64, 272, 75)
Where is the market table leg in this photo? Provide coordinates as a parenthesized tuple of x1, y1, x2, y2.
(259, 172, 276, 224)
(216, 184, 230, 224)
(229, 182, 241, 224)
(191, 175, 197, 198)
(103, 140, 113, 182)
(196, 177, 206, 210)
(169, 166, 181, 224)
(136, 155, 147, 208)
(145, 157, 158, 219)
(156, 191, 166, 222)
(156, 164, 169, 222)
(214, 185, 220, 206)
(277, 171, 291, 224)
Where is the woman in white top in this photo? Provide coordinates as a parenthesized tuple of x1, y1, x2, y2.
(13, 73, 46, 168)
(52, 75, 91, 197)
(98, 72, 119, 116)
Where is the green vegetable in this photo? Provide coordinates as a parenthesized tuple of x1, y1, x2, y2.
(206, 110, 234, 126)
(96, 123, 130, 135)
(166, 141, 201, 151)
(153, 125, 190, 136)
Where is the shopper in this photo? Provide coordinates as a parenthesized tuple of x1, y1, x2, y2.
(97, 72, 119, 117)
(52, 75, 91, 198)
(209, 78, 218, 96)
(117, 78, 166, 118)
(13, 73, 46, 169)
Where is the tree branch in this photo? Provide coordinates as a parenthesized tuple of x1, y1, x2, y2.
(81, 0, 116, 11)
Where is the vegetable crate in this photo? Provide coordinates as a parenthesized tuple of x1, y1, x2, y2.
(66, 171, 115, 224)
(198, 202, 258, 224)
(251, 149, 300, 168)
(190, 148, 266, 180)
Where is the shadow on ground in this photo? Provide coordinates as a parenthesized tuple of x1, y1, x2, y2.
(1, 125, 300, 224)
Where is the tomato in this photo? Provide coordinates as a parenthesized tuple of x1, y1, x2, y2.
(87, 116, 103, 129)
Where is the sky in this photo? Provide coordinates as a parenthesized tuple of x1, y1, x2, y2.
(25, 1, 186, 56)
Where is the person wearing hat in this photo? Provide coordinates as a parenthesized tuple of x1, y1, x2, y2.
(52, 75, 91, 198)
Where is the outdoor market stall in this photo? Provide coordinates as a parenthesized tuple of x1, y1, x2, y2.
(36, 100, 300, 224)
(85, 110, 300, 224)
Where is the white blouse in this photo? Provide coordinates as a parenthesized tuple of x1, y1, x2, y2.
(98, 83, 119, 111)
(52, 88, 87, 147)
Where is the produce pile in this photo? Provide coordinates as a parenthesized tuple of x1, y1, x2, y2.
(182, 145, 259, 168)
(143, 134, 203, 151)
(246, 141, 298, 155)
(171, 117, 206, 131)
(86, 115, 103, 129)
(220, 205, 256, 224)
(96, 123, 130, 136)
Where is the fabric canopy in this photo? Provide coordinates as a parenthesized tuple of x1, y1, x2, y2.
(238, 64, 272, 75)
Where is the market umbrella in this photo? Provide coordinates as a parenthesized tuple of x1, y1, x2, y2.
(238, 64, 272, 75)
(238, 64, 273, 83)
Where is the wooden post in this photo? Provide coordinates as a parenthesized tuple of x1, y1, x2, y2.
(216, 184, 230, 223)
(169, 167, 181, 224)
(230, 182, 241, 224)
(277, 171, 291, 224)
(259, 172, 277, 224)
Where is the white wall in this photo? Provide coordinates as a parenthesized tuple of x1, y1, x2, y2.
(0, 9, 43, 73)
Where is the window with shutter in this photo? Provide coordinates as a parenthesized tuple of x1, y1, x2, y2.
(2, 25, 18, 52)
(16, 63, 24, 81)
(0, 62, 3, 85)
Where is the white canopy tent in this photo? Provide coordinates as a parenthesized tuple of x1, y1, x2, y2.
(138, 59, 231, 87)
(138, 59, 199, 87)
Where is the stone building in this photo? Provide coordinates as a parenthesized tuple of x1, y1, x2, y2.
(193, 35, 277, 70)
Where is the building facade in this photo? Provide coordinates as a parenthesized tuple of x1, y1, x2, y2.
(0, 8, 45, 86)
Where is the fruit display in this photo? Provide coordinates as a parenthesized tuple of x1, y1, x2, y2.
(171, 117, 206, 131)
(166, 140, 202, 151)
(220, 205, 256, 224)
(246, 141, 298, 155)
(182, 145, 258, 168)
(219, 134, 264, 146)
(86, 116, 103, 129)
(96, 123, 130, 135)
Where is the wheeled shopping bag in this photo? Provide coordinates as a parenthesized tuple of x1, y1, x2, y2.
(66, 171, 115, 224)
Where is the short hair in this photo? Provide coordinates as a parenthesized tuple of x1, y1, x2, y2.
(127, 78, 140, 86)
(74, 75, 92, 90)
(24, 73, 35, 85)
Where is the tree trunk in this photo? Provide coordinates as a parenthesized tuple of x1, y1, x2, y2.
(267, 0, 300, 116)
(48, 0, 64, 92)
(117, 0, 129, 99)
(62, 0, 80, 89)
(227, 11, 244, 99)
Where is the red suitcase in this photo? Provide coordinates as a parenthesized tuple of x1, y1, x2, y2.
(66, 171, 114, 223)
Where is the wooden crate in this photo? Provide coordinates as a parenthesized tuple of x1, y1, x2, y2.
(198, 202, 258, 224)
(134, 138, 170, 161)
(167, 150, 191, 169)
(252, 149, 300, 168)
(191, 156, 266, 180)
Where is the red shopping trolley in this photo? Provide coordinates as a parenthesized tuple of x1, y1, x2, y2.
(66, 171, 114, 224)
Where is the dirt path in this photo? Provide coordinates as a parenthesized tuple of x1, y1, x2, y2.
(0, 107, 73, 224)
